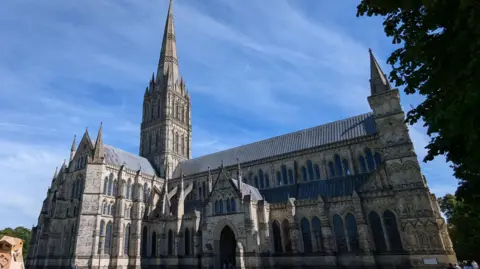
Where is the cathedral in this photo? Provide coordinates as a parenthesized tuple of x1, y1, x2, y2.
(25, 1, 457, 268)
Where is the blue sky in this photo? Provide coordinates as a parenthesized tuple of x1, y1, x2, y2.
(0, 0, 458, 229)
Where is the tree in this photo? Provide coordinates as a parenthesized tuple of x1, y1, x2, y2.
(0, 226, 32, 258)
(356, 0, 480, 206)
(437, 194, 480, 260)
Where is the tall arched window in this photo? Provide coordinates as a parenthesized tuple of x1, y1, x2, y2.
(314, 164, 321, 179)
(184, 228, 190, 256)
(265, 174, 270, 187)
(202, 182, 206, 198)
(334, 155, 343, 177)
(141, 226, 148, 256)
(307, 160, 314, 181)
(302, 166, 308, 182)
(172, 130, 176, 152)
(105, 222, 113, 254)
(368, 211, 387, 252)
(345, 213, 359, 251)
(126, 180, 131, 199)
(215, 200, 219, 214)
(219, 200, 224, 213)
(333, 214, 347, 252)
(181, 135, 185, 155)
(365, 148, 375, 171)
(230, 198, 236, 212)
(151, 231, 157, 257)
(175, 132, 179, 153)
(113, 180, 118, 196)
(168, 230, 174, 255)
(281, 165, 288, 185)
(254, 176, 259, 188)
(342, 159, 351, 175)
(130, 183, 135, 200)
(259, 169, 265, 189)
(102, 202, 107, 215)
(312, 217, 323, 251)
(282, 219, 292, 252)
(111, 204, 116, 217)
(272, 221, 283, 253)
(99, 220, 105, 253)
(301, 217, 312, 253)
(383, 210, 403, 251)
(328, 162, 335, 177)
(276, 171, 282, 186)
(374, 152, 382, 168)
(226, 198, 231, 212)
(106, 177, 112, 196)
(124, 224, 130, 255)
(358, 156, 367, 173)
(288, 169, 294, 184)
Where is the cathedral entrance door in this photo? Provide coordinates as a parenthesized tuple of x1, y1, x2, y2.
(219, 226, 236, 269)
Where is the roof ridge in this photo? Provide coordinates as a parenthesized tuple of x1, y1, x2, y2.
(186, 112, 373, 162)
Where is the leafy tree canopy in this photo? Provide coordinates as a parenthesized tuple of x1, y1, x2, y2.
(356, 0, 480, 205)
(0, 226, 32, 258)
(437, 194, 480, 260)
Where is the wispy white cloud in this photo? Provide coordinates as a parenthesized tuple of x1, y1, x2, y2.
(0, 0, 457, 228)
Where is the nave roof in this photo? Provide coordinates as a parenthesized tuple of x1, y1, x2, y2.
(104, 145, 157, 176)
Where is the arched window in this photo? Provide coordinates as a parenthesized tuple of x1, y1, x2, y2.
(333, 214, 347, 252)
(141, 226, 148, 256)
(345, 213, 359, 251)
(127, 180, 132, 199)
(307, 160, 314, 181)
(113, 180, 118, 196)
(130, 206, 134, 219)
(276, 171, 282, 186)
(312, 217, 323, 251)
(202, 182, 206, 198)
(328, 162, 335, 177)
(138, 184, 144, 202)
(281, 165, 288, 185)
(368, 211, 387, 252)
(288, 169, 294, 184)
(181, 135, 185, 155)
(272, 221, 283, 253)
(254, 176, 259, 188)
(198, 187, 202, 199)
(105, 222, 113, 254)
(302, 166, 308, 182)
(184, 228, 190, 256)
(151, 231, 157, 257)
(231, 198, 236, 212)
(265, 174, 270, 187)
(168, 230, 174, 255)
(172, 130, 176, 152)
(365, 148, 375, 171)
(219, 200, 223, 213)
(130, 183, 135, 200)
(383, 210, 403, 251)
(342, 159, 351, 175)
(301, 217, 312, 253)
(334, 155, 343, 177)
(259, 169, 265, 189)
(374, 152, 382, 168)
(100, 220, 105, 236)
(175, 132, 179, 153)
(214, 200, 219, 214)
(314, 164, 321, 179)
(103, 202, 107, 215)
(282, 219, 292, 252)
(103, 177, 108, 194)
(111, 204, 116, 217)
(108, 176, 113, 196)
(226, 198, 231, 212)
(358, 156, 367, 173)
(124, 224, 130, 255)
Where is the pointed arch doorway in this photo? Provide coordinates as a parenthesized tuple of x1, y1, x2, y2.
(219, 226, 236, 268)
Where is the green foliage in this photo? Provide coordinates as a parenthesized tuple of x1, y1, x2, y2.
(356, 0, 480, 203)
(0, 226, 32, 258)
(437, 194, 480, 260)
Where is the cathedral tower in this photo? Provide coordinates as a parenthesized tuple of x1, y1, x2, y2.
(140, 0, 192, 178)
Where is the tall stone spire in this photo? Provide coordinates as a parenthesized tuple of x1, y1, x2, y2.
(157, 0, 179, 86)
(69, 135, 76, 162)
(93, 122, 104, 162)
(369, 48, 392, 95)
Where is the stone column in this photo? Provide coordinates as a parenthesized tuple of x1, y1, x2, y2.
(352, 191, 371, 252)
(288, 219, 300, 253)
(159, 232, 167, 255)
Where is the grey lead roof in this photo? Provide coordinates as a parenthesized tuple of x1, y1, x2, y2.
(230, 178, 263, 201)
(104, 145, 157, 176)
(174, 112, 376, 177)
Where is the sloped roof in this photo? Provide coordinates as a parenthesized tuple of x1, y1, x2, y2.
(174, 112, 376, 177)
(104, 145, 157, 176)
(230, 178, 263, 201)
